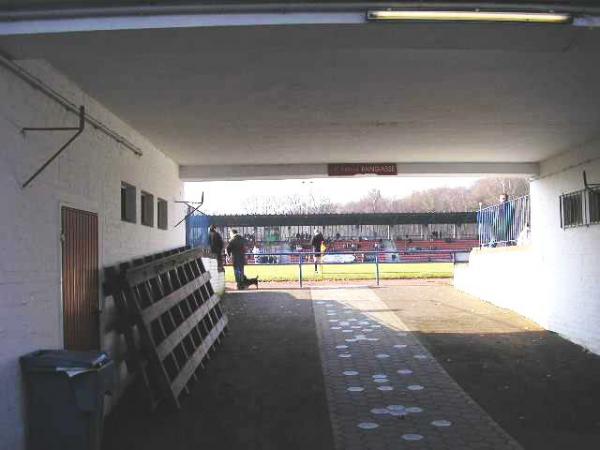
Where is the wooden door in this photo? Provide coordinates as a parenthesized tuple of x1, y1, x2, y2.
(61, 207, 100, 350)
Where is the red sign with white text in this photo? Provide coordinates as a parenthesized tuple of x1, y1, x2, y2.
(328, 163, 397, 176)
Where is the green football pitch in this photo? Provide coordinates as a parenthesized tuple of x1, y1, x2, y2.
(224, 262, 453, 282)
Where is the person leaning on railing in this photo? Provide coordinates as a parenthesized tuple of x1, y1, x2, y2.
(493, 193, 515, 246)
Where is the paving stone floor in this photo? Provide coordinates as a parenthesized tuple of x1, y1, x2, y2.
(311, 287, 523, 450)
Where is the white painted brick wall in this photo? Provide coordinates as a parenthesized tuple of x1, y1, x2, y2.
(0, 60, 186, 450)
(455, 143, 600, 354)
(202, 257, 225, 296)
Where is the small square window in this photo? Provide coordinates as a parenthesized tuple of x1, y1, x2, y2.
(157, 198, 168, 230)
(141, 191, 154, 227)
(121, 182, 136, 223)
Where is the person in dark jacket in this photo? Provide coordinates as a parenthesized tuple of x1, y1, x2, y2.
(311, 229, 325, 272)
(208, 224, 224, 272)
(226, 229, 246, 289)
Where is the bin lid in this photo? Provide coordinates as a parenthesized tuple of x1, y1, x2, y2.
(20, 350, 111, 372)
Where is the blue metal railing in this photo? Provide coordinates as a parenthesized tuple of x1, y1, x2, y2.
(223, 249, 467, 287)
(478, 195, 530, 247)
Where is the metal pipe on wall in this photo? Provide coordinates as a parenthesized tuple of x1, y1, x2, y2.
(0, 52, 144, 157)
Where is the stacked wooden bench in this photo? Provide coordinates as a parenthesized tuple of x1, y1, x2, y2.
(105, 246, 227, 409)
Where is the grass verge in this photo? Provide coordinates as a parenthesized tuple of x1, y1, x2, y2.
(224, 262, 453, 282)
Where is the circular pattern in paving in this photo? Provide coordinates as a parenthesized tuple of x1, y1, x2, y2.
(312, 289, 524, 450)
(406, 407, 424, 414)
(432, 420, 452, 427)
(377, 386, 394, 391)
(371, 408, 390, 415)
(347, 386, 365, 392)
(387, 404, 404, 409)
(357, 422, 379, 430)
(402, 433, 424, 441)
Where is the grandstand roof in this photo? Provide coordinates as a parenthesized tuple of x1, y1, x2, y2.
(206, 212, 476, 227)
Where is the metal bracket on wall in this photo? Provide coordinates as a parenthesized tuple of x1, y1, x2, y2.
(21, 105, 85, 189)
(174, 192, 205, 228)
(583, 170, 599, 190)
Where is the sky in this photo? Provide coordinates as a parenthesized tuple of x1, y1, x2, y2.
(184, 176, 479, 214)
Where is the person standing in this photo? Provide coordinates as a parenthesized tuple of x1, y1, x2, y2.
(311, 229, 324, 272)
(227, 229, 247, 289)
(494, 193, 515, 246)
(252, 243, 261, 264)
(208, 224, 224, 272)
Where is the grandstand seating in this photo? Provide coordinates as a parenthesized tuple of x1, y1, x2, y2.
(394, 239, 478, 252)
(236, 237, 478, 265)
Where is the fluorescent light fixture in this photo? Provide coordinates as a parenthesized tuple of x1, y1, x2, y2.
(367, 10, 572, 24)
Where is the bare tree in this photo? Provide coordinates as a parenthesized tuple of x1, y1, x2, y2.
(239, 177, 529, 215)
(339, 177, 529, 213)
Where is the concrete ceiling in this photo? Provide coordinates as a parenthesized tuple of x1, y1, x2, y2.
(1, 20, 600, 175)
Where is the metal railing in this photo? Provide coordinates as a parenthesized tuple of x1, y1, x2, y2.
(478, 195, 530, 247)
(224, 250, 467, 287)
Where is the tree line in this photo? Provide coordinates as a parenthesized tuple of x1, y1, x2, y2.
(241, 177, 529, 215)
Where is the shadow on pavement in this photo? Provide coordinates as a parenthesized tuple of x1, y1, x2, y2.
(102, 290, 334, 450)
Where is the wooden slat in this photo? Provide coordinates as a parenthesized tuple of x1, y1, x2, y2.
(105, 269, 161, 410)
(126, 247, 211, 286)
(171, 315, 228, 398)
(140, 272, 211, 323)
(156, 294, 220, 360)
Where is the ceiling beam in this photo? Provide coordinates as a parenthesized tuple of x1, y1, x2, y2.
(180, 162, 539, 181)
(0, 12, 365, 36)
(2, 2, 600, 36)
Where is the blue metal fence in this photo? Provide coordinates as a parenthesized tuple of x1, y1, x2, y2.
(478, 195, 530, 247)
(186, 213, 210, 248)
